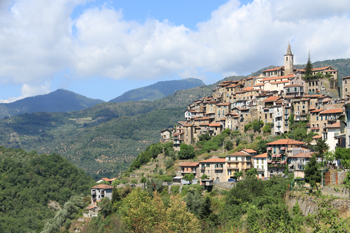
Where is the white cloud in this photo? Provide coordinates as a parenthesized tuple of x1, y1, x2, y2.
(1, 0, 350, 102)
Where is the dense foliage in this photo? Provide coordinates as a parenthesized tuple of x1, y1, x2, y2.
(0, 147, 94, 233)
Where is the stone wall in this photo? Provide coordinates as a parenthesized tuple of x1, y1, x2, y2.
(214, 181, 236, 190)
(322, 186, 350, 199)
(325, 170, 347, 186)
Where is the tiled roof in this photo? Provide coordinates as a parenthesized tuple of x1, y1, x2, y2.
(320, 109, 343, 114)
(216, 103, 231, 106)
(310, 109, 323, 113)
(101, 178, 112, 181)
(293, 152, 313, 158)
(263, 96, 280, 102)
(266, 139, 306, 145)
(227, 152, 250, 156)
(242, 149, 257, 153)
(227, 84, 239, 88)
(200, 158, 226, 163)
(300, 66, 331, 72)
(261, 74, 294, 82)
(327, 122, 340, 128)
(270, 80, 289, 84)
(253, 83, 265, 86)
(243, 87, 255, 91)
(180, 162, 199, 167)
(91, 185, 113, 189)
(342, 76, 350, 80)
(285, 84, 302, 87)
(173, 132, 184, 136)
(312, 135, 322, 139)
(263, 66, 284, 72)
(209, 123, 221, 127)
(254, 153, 267, 158)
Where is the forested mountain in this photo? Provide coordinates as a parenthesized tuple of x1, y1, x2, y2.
(109, 78, 204, 102)
(0, 84, 214, 179)
(0, 89, 104, 118)
(0, 147, 94, 232)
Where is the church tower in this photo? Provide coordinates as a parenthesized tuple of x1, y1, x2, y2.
(284, 43, 294, 75)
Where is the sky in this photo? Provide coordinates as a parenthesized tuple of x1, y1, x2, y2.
(0, 0, 350, 103)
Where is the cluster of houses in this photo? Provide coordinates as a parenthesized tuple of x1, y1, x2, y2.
(178, 138, 318, 182)
(161, 43, 350, 182)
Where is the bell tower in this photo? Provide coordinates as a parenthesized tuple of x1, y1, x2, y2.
(284, 43, 294, 75)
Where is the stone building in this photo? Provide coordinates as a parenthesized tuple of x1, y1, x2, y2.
(199, 158, 226, 182)
(91, 184, 113, 205)
(342, 76, 350, 98)
(179, 162, 200, 179)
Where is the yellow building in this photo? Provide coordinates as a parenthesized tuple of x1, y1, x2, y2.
(225, 149, 257, 180)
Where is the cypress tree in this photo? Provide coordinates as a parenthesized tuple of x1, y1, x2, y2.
(304, 155, 321, 191)
(305, 52, 313, 77)
(112, 186, 121, 204)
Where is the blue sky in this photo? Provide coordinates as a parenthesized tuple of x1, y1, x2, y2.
(0, 0, 349, 102)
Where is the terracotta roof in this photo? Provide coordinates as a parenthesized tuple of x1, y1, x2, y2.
(91, 185, 113, 189)
(301, 98, 309, 101)
(263, 96, 280, 102)
(246, 77, 255, 80)
(242, 149, 257, 153)
(254, 83, 265, 86)
(327, 122, 340, 128)
(227, 151, 250, 156)
(266, 139, 306, 145)
(200, 123, 209, 126)
(263, 66, 284, 72)
(209, 123, 221, 127)
(243, 87, 255, 91)
(312, 135, 322, 139)
(261, 74, 294, 82)
(86, 205, 98, 210)
(180, 162, 199, 167)
(270, 80, 289, 84)
(293, 152, 313, 158)
(227, 84, 239, 88)
(342, 76, 350, 80)
(300, 66, 331, 72)
(216, 103, 231, 106)
(320, 109, 343, 114)
(173, 132, 183, 136)
(285, 84, 302, 87)
(200, 158, 226, 163)
(101, 178, 112, 182)
(310, 109, 323, 113)
(254, 153, 267, 158)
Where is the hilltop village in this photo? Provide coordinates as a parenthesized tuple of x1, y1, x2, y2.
(161, 44, 350, 181)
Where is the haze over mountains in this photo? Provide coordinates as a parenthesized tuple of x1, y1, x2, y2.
(109, 78, 205, 102)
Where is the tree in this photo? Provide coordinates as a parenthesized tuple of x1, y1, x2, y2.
(111, 179, 121, 186)
(234, 171, 243, 180)
(183, 187, 202, 216)
(288, 114, 294, 126)
(315, 138, 329, 164)
(178, 144, 195, 160)
(183, 173, 195, 182)
(246, 168, 258, 178)
(201, 174, 208, 180)
(164, 157, 174, 169)
(146, 178, 163, 196)
(305, 52, 313, 77)
(199, 133, 211, 141)
(140, 176, 147, 189)
(304, 155, 321, 192)
(225, 141, 233, 151)
(131, 179, 138, 186)
(163, 175, 173, 183)
(99, 197, 112, 217)
(112, 186, 121, 204)
(199, 196, 213, 219)
(252, 120, 264, 132)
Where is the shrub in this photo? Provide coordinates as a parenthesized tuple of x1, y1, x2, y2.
(171, 185, 180, 195)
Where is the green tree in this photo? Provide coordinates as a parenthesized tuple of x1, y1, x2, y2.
(131, 179, 138, 186)
(246, 168, 258, 178)
(178, 144, 195, 160)
(99, 197, 112, 218)
(199, 196, 212, 219)
(201, 174, 208, 180)
(288, 113, 294, 126)
(315, 138, 329, 164)
(234, 171, 243, 180)
(163, 175, 173, 183)
(252, 120, 264, 132)
(164, 157, 175, 169)
(183, 187, 203, 216)
(198, 133, 211, 141)
(111, 179, 121, 186)
(304, 155, 321, 192)
(305, 52, 313, 77)
(183, 173, 195, 182)
(140, 176, 147, 189)
(225, 141, 233, 151)
(112, 186, 121, 204)
(146, 178, 163, 196)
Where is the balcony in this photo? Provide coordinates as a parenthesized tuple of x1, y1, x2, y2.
(268, 164, 286, 168)
(174, 140, 181, 145)
(215, 167, 223, 170)
(275, 113, 282, 118)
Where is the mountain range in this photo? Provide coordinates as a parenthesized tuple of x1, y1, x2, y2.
(0, 59, 349, 178)
(109, 78, 205, 102)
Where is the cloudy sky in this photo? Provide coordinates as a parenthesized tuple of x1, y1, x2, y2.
(1, 0, 350, 102)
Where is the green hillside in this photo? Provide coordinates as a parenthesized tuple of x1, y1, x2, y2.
(109, 78, 204, 102)
(0, 89, 104, 118)
(0, 147, 94, 232)
(0, 85, 214, 179)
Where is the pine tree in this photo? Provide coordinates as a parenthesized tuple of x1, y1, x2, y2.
(305, 52, 313, 77)
(199, 196, 212, 219)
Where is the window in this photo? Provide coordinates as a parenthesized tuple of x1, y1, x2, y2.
(346, 88, 348, 93)
(317, 116, 319, 120)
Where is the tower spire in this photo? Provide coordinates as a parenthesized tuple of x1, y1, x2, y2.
(286, 42, 292, 55)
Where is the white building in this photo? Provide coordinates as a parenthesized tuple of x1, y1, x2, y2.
(254, 153, 267, 179)
(91, 184, 113, 205)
